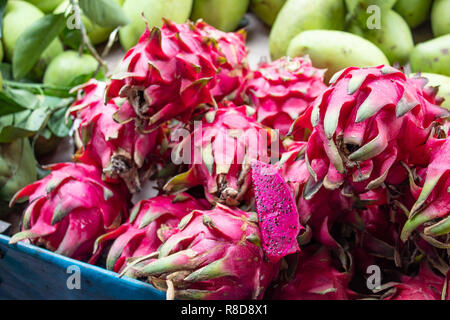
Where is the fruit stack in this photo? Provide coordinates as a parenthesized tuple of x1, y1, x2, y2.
(7, 16, 450, 300)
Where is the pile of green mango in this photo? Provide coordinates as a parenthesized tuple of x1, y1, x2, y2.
(255, 0, 449, 106)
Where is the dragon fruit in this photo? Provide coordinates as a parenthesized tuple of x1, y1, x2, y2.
(251, 160, 303, 263)
(290, 65, 449, 201)
(277, 141, 354, 258)
(165, 104, 279, 206)
(93, 193, 210, 273)
(401, 138, 450, 243)
(243, 57, 326, 136)
(195, 20, 249, 102)
(270, 246, 357, 300)
(380, 263, 449, 300)
(106, 20, 248, 130)
(123, 204, 279, 300)
(70, 80, 163, 193)
(9, 163, 129, 263)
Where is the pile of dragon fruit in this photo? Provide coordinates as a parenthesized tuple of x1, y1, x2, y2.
(9, 20, 450, 300)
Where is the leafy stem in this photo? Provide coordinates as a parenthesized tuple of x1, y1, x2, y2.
(68, 0, 107, 76)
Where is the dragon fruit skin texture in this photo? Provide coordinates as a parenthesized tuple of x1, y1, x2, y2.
(106, 20, 249, 129)
(9, 163, 129, 263)
(401, 138, 450, 242)
(251, 160, 303, 263)
(165, 104, 279, 206)
(70, 80, 162, 193)
(93, 193, 210, 273)
(124, 204, 279, 300)
(381, 263, 449, 300)
(269, 246, 357, 300)
(277, 141, 354, 254)
(290, 65, 449, 201)
(243, 57, 326, 137)
(195, 20, 249, 102)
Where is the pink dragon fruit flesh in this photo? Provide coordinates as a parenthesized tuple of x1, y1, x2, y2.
(251, 160, 303, 263)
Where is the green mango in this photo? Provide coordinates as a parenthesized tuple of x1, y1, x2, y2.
(393, 0, 432, 28)
(270, 0, 345, 59)
(431, 0, 450, 37)
(287, 30, 389, 82)
(250, 0, 286, 26)
(415, 73, 450, 110)
(43, 50, 99, 87)
(191, 0, 250, 32)
(25, 0, 65, 13)
(410, 35, 450, 77)
(0, 139, 37, 203)
(345, 0, 398, 27)
(2, 1, 63, 78)
(120, 0, 193, 51)
(348, 10, 413, 65)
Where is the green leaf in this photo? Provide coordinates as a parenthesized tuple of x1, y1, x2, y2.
(47, 107, 72, 138)
(0, 108, 51, 143)
(13, 13, 66, 80)
(0, 63, 13, 81)
(79, 0, 130, 28)
(0, 92, 27, 116)
(0, 0, 7, 39)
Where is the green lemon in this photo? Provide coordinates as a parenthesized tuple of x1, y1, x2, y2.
(119, 0, 193, 51)
(190, 0, 249, 32)
(43, 50, 98, 87)
(25, 0, 65, 13)
(55, 0, 123, 45)
(2, 0, 63, 77)
(431, 0, 450, 37)
(250, 0, 286, 26)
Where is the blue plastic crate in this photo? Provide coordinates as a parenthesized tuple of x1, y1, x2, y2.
(0, 234, 166, 300)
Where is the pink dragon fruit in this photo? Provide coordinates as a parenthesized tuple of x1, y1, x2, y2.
(251, 160, 303, 263)
(9, 163, 129, 263)
(243, 57, 326, 136)
(93, 193, 209, 273)
(270, 246, 358, 300)
(401, 138, 450, 243)
(106, 20, 248, 129)
(195, 20, 249, 102)
(290, 65, 449, 201)
(277, 141, 354, 259)
(164, 103, 280, 206)
(70, 80, 163, 193)
(123, 204, 279, 300)
(380, 263, 449, 300)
